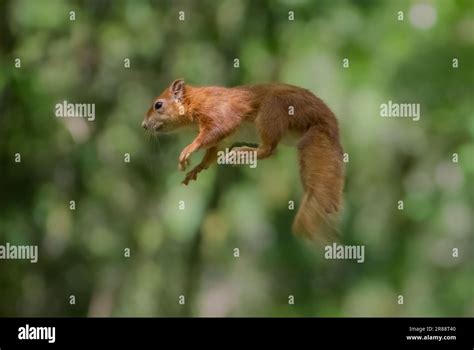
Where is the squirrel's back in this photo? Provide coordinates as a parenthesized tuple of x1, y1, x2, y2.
(234, 84, 340, 138)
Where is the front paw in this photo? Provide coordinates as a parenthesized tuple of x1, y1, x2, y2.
(178, 158, 190, 171)
(178, 149, 191, 171)
(181, 166, 202, 185)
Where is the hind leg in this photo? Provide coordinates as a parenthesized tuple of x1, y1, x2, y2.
(229, 144, 273, 160)
(231, 99, 289, 160)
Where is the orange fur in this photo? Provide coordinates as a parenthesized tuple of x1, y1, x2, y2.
(143, 80, 345, 241)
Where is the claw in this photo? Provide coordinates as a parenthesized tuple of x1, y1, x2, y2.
(181, 165, 202, 185)
(178, 158, 190, 171)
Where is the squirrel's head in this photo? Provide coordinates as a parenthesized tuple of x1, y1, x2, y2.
(142, 79, 190, 133)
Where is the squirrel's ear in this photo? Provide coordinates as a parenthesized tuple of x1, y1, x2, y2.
(170, 79, 185, 102)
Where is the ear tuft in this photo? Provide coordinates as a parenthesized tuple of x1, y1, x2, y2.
(170, 79, 185, 102)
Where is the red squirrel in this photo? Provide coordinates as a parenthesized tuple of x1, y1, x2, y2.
(142, 79, 345, 240)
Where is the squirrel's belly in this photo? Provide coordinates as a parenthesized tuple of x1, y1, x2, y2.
(223, 122, 299, 147)
(225, 122, 260, 146)
(281, 130, 299, 146)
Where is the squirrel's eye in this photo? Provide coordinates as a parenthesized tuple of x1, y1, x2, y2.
(154, 101, 163, 110)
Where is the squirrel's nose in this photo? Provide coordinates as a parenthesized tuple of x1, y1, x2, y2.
(141, 121, 148, 130)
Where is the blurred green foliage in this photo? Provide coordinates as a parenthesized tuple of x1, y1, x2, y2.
(0, 0, 473, 317)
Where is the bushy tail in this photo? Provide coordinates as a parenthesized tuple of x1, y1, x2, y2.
(292, 126, 344, 243)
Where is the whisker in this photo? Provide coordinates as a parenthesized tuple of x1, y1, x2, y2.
(143, 130, 161, 175)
